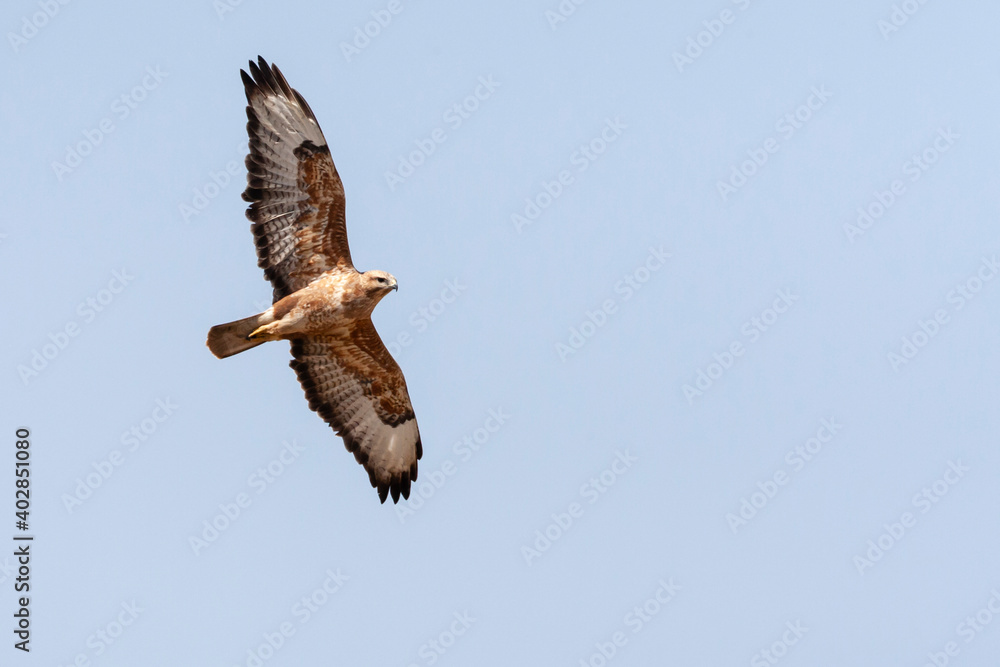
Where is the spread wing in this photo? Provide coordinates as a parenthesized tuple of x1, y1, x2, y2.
(289, 321, 422, 503)
(241, 56, 354, 303)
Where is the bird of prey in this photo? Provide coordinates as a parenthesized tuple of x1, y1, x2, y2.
(207, 57, 421, 504)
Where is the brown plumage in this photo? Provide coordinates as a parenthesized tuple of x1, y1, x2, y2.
(207, 56, 421, 504)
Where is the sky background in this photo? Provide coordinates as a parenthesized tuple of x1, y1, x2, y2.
(3, 0, 1000, 665)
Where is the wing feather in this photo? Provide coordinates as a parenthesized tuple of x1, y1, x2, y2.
(289, 321, 422, 503)
(241, 56, 354, 302)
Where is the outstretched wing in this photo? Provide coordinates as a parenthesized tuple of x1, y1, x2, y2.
(241, 56, 354, 302)
(289, 321, 422, 503)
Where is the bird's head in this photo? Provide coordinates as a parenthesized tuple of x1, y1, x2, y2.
(362, 270, 398, 300)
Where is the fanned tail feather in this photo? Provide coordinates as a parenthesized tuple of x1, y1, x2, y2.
(207, 313, 270, 359)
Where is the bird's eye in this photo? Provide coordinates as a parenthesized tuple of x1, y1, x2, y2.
(377, 277, 386, 283)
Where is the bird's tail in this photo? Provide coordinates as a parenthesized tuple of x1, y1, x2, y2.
(206, 311, 272, 359)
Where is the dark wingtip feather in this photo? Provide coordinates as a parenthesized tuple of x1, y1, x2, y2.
(271, 63, 294, 99)
(246, 58, 263, 87)
(240, 69, 254, 93)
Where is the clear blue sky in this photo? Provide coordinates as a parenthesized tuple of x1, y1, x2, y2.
(4, 0, 1000, 665)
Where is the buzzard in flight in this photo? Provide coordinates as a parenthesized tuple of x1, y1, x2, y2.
(207, 57, 421, 504)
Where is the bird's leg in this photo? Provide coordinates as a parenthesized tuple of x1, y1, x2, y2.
(248, 322, 282, 342)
